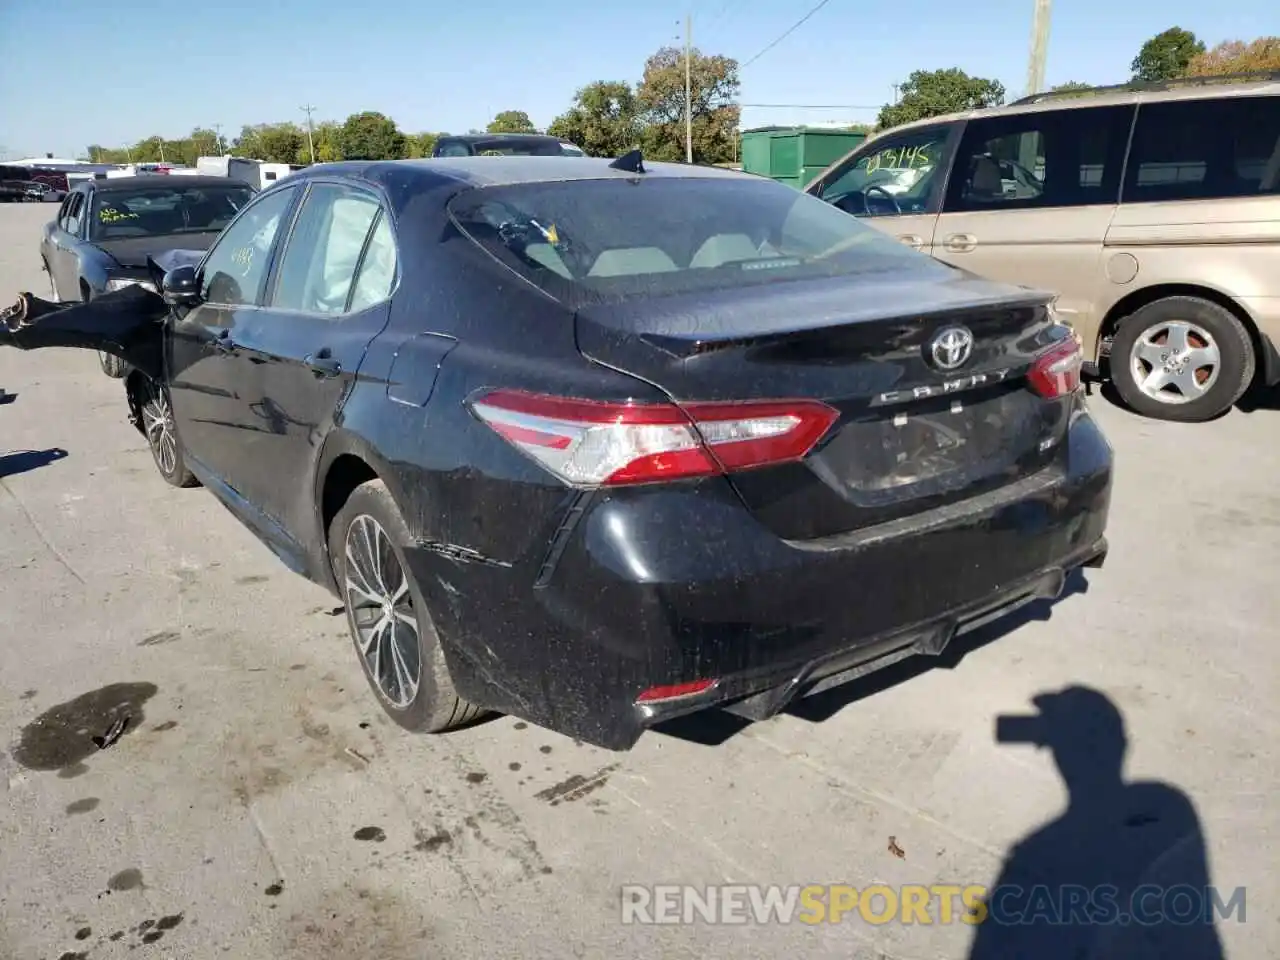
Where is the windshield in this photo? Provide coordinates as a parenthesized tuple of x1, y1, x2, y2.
(89, 185, 255, 241)
(449, 176, 944, 308)
(817, 134, 947, 216)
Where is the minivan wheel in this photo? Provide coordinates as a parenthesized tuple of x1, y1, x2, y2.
(140, 377, 197, 487)
(329, 479, 484, 733)
(1110, 297, 1255, 423)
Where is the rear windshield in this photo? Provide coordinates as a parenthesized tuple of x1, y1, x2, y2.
(448, 176, 943, 306)
(89, 184, 255, 240)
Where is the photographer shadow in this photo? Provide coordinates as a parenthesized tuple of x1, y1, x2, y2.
(969, 686, 1224, 960)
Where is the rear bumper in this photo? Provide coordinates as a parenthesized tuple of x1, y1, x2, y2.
(410, 410, 1113, 750)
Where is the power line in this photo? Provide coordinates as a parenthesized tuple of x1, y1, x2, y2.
(740, 0, 836, 69)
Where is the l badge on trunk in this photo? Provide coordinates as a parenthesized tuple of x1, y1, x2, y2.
(928, 325, 974, 371)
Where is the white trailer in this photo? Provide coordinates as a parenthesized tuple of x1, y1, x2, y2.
(195, 156, 266, 188)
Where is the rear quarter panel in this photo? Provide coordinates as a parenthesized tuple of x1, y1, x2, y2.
(1101, 196, 1280, 343)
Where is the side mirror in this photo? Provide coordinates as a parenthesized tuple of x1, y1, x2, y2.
(161, 264, 201, 306)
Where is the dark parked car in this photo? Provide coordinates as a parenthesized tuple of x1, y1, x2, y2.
(432, 133, 585, 158)
(40, 175, 256, 376)
(1, 156, 1112, 750)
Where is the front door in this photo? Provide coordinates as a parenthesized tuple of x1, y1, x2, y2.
(809, 122, 960, 255)
(167, 184, 301, 490)
(930, 105, 1135, 342)
(224, 181, 399, 538)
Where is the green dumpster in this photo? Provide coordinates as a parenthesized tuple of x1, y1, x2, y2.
(740, 127, 868, 189)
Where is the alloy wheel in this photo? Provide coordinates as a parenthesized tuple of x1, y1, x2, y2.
(343, 514, 421, 709)
(141, 385, 178, 476)
(1128, 319, 1221, 405)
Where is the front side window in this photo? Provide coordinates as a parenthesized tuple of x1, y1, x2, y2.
(1123, 95, 1280, 203)
(944, 105, 1132, 213)
(436, 141, 472, 157)
(271, 184, 382, 314)
(88, 184, 255, 241)
(449, 175, 948, 309)
(199, 186, 297, 306)
(817, 127, 951, 217)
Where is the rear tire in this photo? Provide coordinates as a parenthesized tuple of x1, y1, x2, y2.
(1109, 296, 1254, 423)
(329, 479, 484, 734)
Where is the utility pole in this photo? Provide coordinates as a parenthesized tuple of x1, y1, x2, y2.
(213, 123, 224, 156)
(156, 137, 165, 163)
(891, 83, 900, 104)
(1025, 0, 1052, 97)
(684, 13, 693, 163)
(301, 104, 317, 164)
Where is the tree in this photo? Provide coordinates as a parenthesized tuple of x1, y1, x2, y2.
(636, 46, 740, 164)
(877, 69, 1005, 130)
(338, 111, 406, 161)
(1131, 27, 1205, 81)
(487, 111, 537, 134)
(232, 123, 304, 163)
(297, 122, 343, 164)
(1051, 81, 1093, 91)
(402, 132, 441, 158)
(1185, 37, 1280, 77)
(547, 81, 641, 157)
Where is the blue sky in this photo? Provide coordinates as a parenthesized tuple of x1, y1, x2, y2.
(1, 0, 1274, 159)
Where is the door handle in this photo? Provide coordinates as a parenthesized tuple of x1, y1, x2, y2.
(304, 349, 342, 378)
(943, 233, 977, 253)
(897, 234, 924, 250)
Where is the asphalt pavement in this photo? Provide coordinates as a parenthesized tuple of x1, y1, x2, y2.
(1, 202, 1277, 960)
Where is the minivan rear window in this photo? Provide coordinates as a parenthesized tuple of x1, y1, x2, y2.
(448, 176, 945, 307)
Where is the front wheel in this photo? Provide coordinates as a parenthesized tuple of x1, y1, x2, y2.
(139, 377, 197, 487)
(329, 479, 484, 733)
(1109, 296, 1255, 423)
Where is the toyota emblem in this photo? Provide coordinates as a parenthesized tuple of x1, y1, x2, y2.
(928, 325, 974, 371)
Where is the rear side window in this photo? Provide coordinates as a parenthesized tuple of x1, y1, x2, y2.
(944, 105, 1133, 212)
(271, 184, 382, 314)
(449, 176, 946, 308)
(1123, 95, 1280, 203)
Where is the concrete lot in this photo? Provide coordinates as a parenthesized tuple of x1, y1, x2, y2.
(0, 201, 1277, 960)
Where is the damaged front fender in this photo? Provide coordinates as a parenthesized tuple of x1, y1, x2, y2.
(0, 252, 197, 380)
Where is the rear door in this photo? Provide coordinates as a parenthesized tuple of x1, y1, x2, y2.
(931, 104, 1134, 345)
(226, 180, 398, 536)
(808, 121, 961, 254)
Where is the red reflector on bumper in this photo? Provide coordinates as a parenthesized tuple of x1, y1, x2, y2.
(635, 679, 718, 703)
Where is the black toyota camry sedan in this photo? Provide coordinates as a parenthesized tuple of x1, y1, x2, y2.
(2, 155, 1112, 750)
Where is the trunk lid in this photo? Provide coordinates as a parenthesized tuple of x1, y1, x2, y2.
(575, 272, 1071, 540)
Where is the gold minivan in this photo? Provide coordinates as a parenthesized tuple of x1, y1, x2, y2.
(806, 75, 1280, 422)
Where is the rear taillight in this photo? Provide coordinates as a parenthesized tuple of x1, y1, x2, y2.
(468, 389, 838, 487)
(1028, 335, 1083, 399)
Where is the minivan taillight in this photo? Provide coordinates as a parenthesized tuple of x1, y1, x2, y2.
(469, 390, 839, 486)
(1028, 337, 1083, 399)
